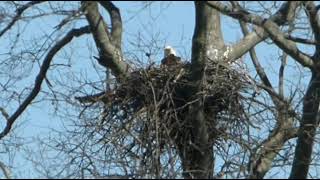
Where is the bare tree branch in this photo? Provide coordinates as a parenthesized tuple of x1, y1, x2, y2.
(304, 1, 320, 52)
(75, 92, 105, 104)
(240, 20, 297, 179)
(285, 35, 320, 45)
(0, 161, 11, 179)
(82, 1, 130, 81)
(290, 74, 320, 179)
(208, 1, 314, 70)
(279, 24, 293, 99)
(289, 2, 320, 179)
(99, 1, 123, 49)
(249, 120, 297, 179)
(0, 107, 9, 121)
(222, 1, 299, 61)
(239, 22, 273, 91)
(279, 52, 288, 99)
(228, 27, 267, 62)
(0, 1, 45, 37)
(262, 19, 314, 69)
(0, 26, 90, 140)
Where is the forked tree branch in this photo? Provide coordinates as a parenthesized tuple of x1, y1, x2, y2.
(208, 1, 314, 70)
(240, 20, 297, 179)
(219, 1, 298, 61)
(82, 1, 130, 81)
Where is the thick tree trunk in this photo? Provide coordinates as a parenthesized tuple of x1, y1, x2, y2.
(290, 72, 320, 179)
(191, 2, 224, 82)
(179, 101, 214, 179)
(178, 2, 224, 179)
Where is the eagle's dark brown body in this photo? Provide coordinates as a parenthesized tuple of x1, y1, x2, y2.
(161, 54, 181, 67)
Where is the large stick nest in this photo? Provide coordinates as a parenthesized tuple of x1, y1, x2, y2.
(77, 60, 252, 149)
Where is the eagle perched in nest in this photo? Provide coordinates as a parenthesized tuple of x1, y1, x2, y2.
(161, 46, 181, 67)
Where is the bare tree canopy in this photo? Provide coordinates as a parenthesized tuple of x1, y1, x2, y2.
(0, 1, 320, 179)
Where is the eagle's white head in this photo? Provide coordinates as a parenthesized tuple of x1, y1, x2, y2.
(164, 46, 176, 57)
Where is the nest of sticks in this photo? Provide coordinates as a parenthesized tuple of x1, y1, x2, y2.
(77, 60, 251, 149)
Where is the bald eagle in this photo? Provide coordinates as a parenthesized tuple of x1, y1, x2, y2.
(161, 46, 181, 67)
